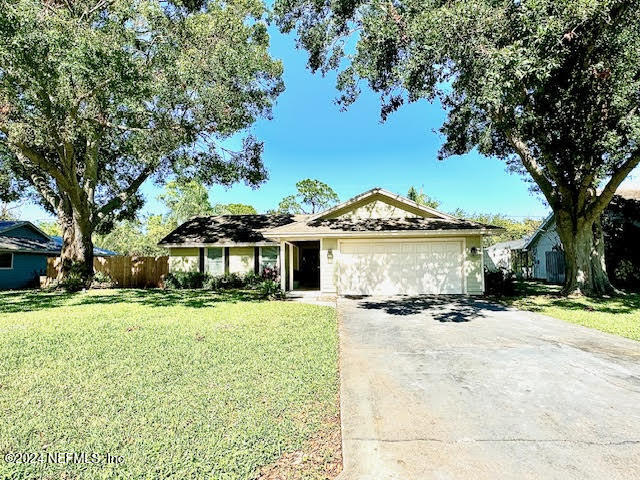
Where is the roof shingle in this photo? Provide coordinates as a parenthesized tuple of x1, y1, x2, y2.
(158, 214, 306, 246)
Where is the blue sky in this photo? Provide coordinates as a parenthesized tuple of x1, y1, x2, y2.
(21, 27, 624, 223)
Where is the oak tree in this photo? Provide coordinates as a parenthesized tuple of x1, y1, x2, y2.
(276, 0, 640, 295)
(0, 0, 283, 284)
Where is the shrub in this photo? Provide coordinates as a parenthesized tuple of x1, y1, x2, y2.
(202, 275, 221, 290)
(91, 271, 114, 288)
(218, 272, 243, 289)
(164, 272, 207, 289)
(261, 265, 279, 282)
(258, 280, 285, 300)
(484, 267, 515, 297)
(243, 271, 262, 289)
(59, 262, 90, 292)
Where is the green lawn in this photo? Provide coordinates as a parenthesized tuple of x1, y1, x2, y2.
(0, 289, 340, 480)
(503, 281, 640, 341)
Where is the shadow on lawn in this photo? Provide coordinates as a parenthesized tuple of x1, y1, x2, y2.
(503, 281, 640, 315)
(0, 289, 261, 314)
(357, 295, 508, 323)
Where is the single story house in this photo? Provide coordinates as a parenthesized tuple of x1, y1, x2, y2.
(159, 188, 500, 295)
(0, 221, 115, 290)
(523, 189, 640, 285)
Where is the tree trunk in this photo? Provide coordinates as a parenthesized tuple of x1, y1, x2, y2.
(555, 213, 615, 296)
(56, 199, 94, 288)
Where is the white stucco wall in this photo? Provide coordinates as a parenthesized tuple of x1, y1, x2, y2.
(320, 238, 338, 293)
(228, 247, 254, 274)
(168, 248, 199, 273)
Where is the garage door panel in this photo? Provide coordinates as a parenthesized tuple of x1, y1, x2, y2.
(338, 240, 463, 295)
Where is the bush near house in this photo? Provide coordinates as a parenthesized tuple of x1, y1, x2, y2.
(484, 268, 516, 297)
(164, 269, 283, 298)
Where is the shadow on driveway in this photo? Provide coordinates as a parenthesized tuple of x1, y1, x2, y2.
(354, 295, 509, 323)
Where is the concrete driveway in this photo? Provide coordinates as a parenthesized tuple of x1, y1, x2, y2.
(337, 296, 640, 480)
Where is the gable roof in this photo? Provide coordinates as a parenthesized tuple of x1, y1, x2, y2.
(0, 221, 116, 256)
(487, 238, 528, 251)
(48, 236, 116, 257)
(0, 220, 50, 241)
(523, 214, 555, 250)
(308, 187, 456, 221)
(158, 189, 501, 247)
(0, 235, 60, 255)
(263, 216, 499, 237)
(158, 214, 306, 247)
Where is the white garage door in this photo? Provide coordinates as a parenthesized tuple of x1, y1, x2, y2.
(338, 240, 464, 295)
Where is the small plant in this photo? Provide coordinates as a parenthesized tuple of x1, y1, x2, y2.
(243, 271, 262, 289)
(484, 267, 515, 297)
(219, 272, 243, 289)
(258, 280, 285, 300)
(92, 271, 114, 288)
(164, 272, 208, 289)
(59, 262, 90, 292)
(203, 275, 221, 290)
(261, 265, 279, 282)
(60, 273, 85, 292)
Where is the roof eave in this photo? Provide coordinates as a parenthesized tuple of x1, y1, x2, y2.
(263, 228, 497, 239)
(158, 241, 279, 248)
(0, 248, 60, 255)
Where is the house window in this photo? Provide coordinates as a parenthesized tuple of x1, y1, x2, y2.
(206, 247, 224, 275)
(260, 246, 278, 271)
(0, 253, 13, 269)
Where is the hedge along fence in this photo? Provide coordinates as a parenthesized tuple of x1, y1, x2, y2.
(46, 256, 169, 288)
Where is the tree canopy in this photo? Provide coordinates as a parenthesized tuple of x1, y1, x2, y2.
(212, 203, 258, 215)
(407, 186, 440, 209)
(275, 0, 640, 295)
(275, 179, 339, 214)
(450, 209, 541, 246)
(158, 180, 214, 227)
(0, 0, 283, 283)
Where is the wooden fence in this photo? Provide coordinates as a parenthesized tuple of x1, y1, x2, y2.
(47, 256, 169, 288)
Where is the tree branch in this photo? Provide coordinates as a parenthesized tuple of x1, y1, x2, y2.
(586, 151, 640, 223)
(94, 164, 154, 225)
(12, 143, 73, 193)
(506, 132, 557, 206)
(28, 171, 60, 211)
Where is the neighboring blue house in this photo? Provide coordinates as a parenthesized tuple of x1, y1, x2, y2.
(0, 221, 116, 290)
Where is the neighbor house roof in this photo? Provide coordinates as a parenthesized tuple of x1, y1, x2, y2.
(0, 221, 116, 256)
(523, 188, 640, 250)
(487, 238, 528, 251)
(0, 220, 51, 239)
(157, 214, 307, 247)
(262, 216, 500, 237)
(524, 214, 555, 250)
(615, 189, 640, 201)
(0, 235, 60, 254)
(49, 236, 116, 257)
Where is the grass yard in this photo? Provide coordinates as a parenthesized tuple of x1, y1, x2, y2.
(0, 289, 341, 480)
(503, 281, 640, 341)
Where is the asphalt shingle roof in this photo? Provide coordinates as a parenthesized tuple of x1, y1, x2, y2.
(264, 216, 500, 235)
(158, 214, 307, 246)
